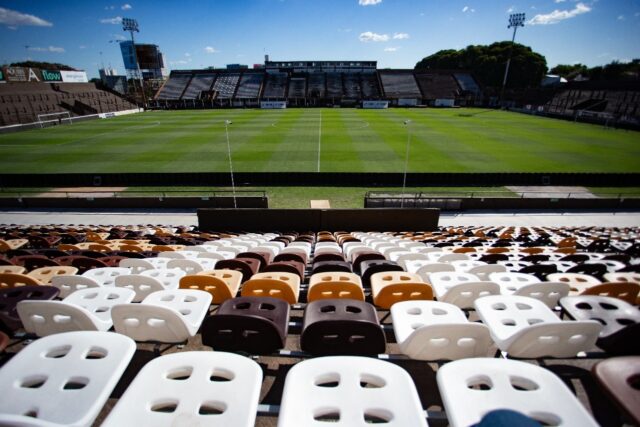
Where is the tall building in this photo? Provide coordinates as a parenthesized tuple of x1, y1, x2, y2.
(119, 41, 168, 80)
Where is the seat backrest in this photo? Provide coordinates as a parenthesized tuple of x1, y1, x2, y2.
(17, 300, 100, 336)
(0, 272, 42, 289)
(0, 331, 135, 427)
(140, 268, 186, 289)
(581, 282, 640, 304)
(400, 322, 492, 361)
(507, 320, 602, 358)
(115, 274, 165, 302)
(111, 303, 191, 343)
(559, 295, 640, 338)
(513, 281, 570, 308)
(278, 356, 428, 427)
(488, 272, 540, 294)
(82, 267, 130, 286)
(440, 281, 501, 309)
(436, 358, 599, 427)
(102, 351, 262, 427)
(119, 258, 155, 274)
(51, 275, 101, 298)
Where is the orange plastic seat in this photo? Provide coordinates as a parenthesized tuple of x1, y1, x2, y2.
(241, 272, 301, 304)
(179, 270, 243, 304)
(370, 271, 433, 309)
(307, 272, 365, 302)
(0, 273, 44, 289)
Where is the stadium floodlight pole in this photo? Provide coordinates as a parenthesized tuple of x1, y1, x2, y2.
(224, 120, 238, 209)
(401, 120, 411, 209)
(122, 17, 147, 109)
(500, 12, 526, 108)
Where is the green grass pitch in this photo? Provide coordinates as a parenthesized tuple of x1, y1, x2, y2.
(0, 108, 638, 174)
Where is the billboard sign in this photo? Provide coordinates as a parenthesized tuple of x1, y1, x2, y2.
(362, 100, 388, 109)
(398, 98, 418, 107)
(3, 67, 43, 82)
(261, 101, 287, 109)
(42, 69, 63, 82)
(61, 70, 88, 83)
(434, 99, 455, 107)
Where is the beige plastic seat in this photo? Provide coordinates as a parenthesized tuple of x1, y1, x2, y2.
(547, 272, 602, 294)
(241, 272, 301, 304)
(27, 266, 78, 284)
(179, 269, 243, 304)
(0, 238, 28, 252)
(370, 271, 433, 309)
(0, 265, 26, 274)
(307, 272, 365, 302)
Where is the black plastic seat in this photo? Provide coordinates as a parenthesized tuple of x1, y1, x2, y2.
(597, 324, 640, 356)
(0, 286, 59, 334)
(201, 296, 289, 355)
(359, 259, 404, 288)
(216, 258, 260, 283)
(311, 260, 353, 275)
(519, 264, 558, 281)
(301, 299, 386, 356)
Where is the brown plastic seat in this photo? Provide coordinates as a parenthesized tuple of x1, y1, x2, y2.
(308, 272, 364, 302)
(597, 324, 640, 356)
(27, 235, 61, 249)
(0, 331, 8, 352)
(301, 299, 386, 356)
(0, 239, 28, 252)
(311, 260, 352, 276)
(99, 256, 128, 267)
(11, 255, 60, 271)
(237, 251, 271, 271)
(592, 357, 640, 425)
(370, 271, 433, 309)
(360, 260, 404, 288)
(0, 285, 60, 333)
(201, 296, 290, 355)
(351, 251, 386, 275)
(0, 273, 44, 289)
(312, 252, 346, 263)
(55, 256, 108, 274)
(216, 258, 260, 283)
(241, 272, 300, 304)
(264, 260, 305, 281)
(180, 270, 243, 304)
(580, 282, 640, 304)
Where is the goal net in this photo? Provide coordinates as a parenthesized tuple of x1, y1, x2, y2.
(37, 111, 73, 128)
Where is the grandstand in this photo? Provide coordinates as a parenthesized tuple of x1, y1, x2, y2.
(0, 82, 137, 126)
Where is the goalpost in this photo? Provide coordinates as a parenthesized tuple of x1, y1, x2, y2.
(37, 111, 73, 128)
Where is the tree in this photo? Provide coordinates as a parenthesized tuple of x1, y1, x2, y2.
(415, 42, 547, 88)
(549, 64, 588, 79)
(8, 61, 77, 71)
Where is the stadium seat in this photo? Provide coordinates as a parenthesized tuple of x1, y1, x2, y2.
(27, 266, 78, 284)
(547, 272, 602, 294)
(0, 331, 135, 427)
(179, 269, 243, 303)
(201, 296, 289, 354)
(0, 272, 44, 289)
(579, 282, 640, 304)
(82, 267, 130, 286)
(102, 351, 262, 427)
(370, 271, 433, 309)
(512, 281, 570, 308)
(391, 300, 492, 360)
(429, 271, 500, 309)
(437, 358, 599, 427)
(475, 295, 602, 358)
(51, 275, 101, 298)
(0, 286, 60, 333)
(241, 272, 301, 304)
(278, 356, 427, 427)
(301, 299, 385, 356)
(592, 357, 640, 425)
(115, 274, 170, 302)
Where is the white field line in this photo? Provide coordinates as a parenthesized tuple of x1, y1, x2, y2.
(317, 110, 322, 173)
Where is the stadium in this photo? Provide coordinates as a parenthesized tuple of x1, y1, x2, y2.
(0, 1, 639, 426)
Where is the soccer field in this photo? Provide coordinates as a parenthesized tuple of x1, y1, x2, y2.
(0, 108, 638, 174)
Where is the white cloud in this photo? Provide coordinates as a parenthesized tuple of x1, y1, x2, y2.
(79, 45, 87, 49)
(121, 4, 132, 10)
(359, 0, 382, 5)
(384, 47, 399, 52)
(393, 32, 409, 39)
(359, 31, 389, 42)
(554, 0, 566, 3)
(0, 7, 52, 27)
(185, 52, 191, 57)
(528, 2, 591, 25)
(28, 45, 65, 53)
(462, 6, 475, 13)
(617, 15, 625, 20)
(170, 59, 190, 65)
(507, 6, 515, 13)
(100, 16, 123, 24)
(204, 46, 219, 53)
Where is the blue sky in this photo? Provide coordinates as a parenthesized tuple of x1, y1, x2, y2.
(0, 0, 638, 78)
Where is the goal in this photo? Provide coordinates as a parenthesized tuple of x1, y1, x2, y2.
(37, 111, 73, 128)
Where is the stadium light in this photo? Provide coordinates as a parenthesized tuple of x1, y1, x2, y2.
(401, 120, 411, 208)
(122, 17, 147, 109)
(224, 120, 238, 209)
(500, 12, 526, 108)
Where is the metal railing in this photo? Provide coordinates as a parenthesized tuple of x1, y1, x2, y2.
(0, 189, 267, 199)
(365, 190, 640, 200)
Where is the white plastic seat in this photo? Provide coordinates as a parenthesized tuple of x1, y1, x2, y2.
(0, 331, 135, 427)
(18, 288, 135, 336)
(277, 356, 427, 427)
(497, 260, 532, 271)
(437, 253, 470, 263)
(603, 272, 640, 284)
(156, 251, 189, 259)
(467, 263, 507, 280)
(391, 300, 492, 360)
(396, 252, 430, 270)
(112, 289, 211, 343)
(475, 295, 602, 358)
(414, 262, 456, 279)
(513, 281, 571, 308)
(115, 274, 170, 302)
(119, 258, 155, 274)
(102, 351, 262, 427)
(196, 251, 226, 262)
(488, 272, 541, 294)
(450, 260, 486, 272)
(429, 271, 499, 309)
(167, 258, 216, 274)
(51, 275, 101, 298)
(437, 358, 599, 427)
(146, 257, 171, 269)
(141, 268, 187, 289)
(560, 295, 640, 338)
(82, 267, 130, 286)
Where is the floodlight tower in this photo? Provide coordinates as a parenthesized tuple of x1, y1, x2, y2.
(122, 17, 147, 108)
(500, 12, 526, 108)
